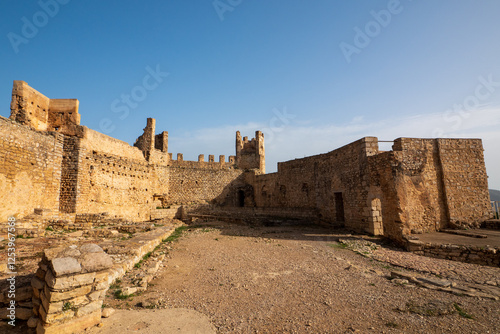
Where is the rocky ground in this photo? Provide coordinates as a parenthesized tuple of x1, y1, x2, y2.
(101, 221, 500, 334)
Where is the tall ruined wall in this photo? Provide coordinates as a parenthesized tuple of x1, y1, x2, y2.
(73, 128, 158, 221)
(0, 116, 63, 220)
(435, 139, 491, 226)
(384, 138, 450, 238)
(368, 138, 492, 243)
(10, 80, 51, 131)
(252, 137, 379, 231)
(9, 81, 81, 135)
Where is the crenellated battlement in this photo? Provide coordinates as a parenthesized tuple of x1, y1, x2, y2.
(236, 130, 265, 173)
(168, 153, 237, 170)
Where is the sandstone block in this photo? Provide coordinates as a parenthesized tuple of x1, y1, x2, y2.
(76, 300, 103, 317)
(67, 295, 90, 307)
(33, 287, 41, 299)
(50, 257, 81, 276)
(28, 316, 39, 328)
(121, 287, 137, 295)
(41, 292, 63, 314)
(80, 252, 113, 273)
(37, 309, 101, 334)
(46, 270, 95, 290)
(36, 268, 46, 280)
(32, 276, 45, 290)
(101, 307, 115, 318)
(88, 289, 105, 301)
(80, 244, 104, 253)
(44, 285, 92, 302)
(39, 305, 74, 324)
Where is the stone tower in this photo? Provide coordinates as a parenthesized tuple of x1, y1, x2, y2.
(236, 130, 265, 174)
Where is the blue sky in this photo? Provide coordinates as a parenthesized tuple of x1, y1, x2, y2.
(1, 0, 500, 189)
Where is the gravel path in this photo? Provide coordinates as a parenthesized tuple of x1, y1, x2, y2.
(108, 222, 500, 333)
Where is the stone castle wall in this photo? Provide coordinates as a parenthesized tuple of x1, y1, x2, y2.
(437, 139, 491, 227)
(0, 116, 63, 221)
(251, 137, 492, 243)
(0, 81, 494, 244)
(252, 137, 378, 231)
(1, 82, 259, 223)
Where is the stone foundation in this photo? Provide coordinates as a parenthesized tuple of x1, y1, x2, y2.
(32, 244, 113, 333)
(407, 240, 500, 267)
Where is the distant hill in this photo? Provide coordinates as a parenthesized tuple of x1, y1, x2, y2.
(490, 189, 500, 202)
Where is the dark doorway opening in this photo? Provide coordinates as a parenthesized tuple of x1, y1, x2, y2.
(334, 192, 345, 222)
(238, 190, 245, 207)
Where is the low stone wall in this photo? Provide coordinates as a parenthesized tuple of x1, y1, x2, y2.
(150, 206, 182, 220)
(0, 221, 183, 331)
(188, 205, 320, 223)
(102, 223, 182, 286)
(482, 219, 500, 230)
(407, 240, 500, 267)
(31, 244, 113, 334)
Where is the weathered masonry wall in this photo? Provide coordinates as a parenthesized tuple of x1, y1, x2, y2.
(167, 166, 244, 206)
(250, 137, 492, 243)
(74, 128, 160, 221)
(377, 138, 492, 242)
(10, 80, 80, 135)
(370, 139, 452, 241)
(437, 139, 491, 227)
(252, 138, 378, 231)
(0, 116, 63, 221)
(1, 81, 494, 245)
(10, 81, 51, 131)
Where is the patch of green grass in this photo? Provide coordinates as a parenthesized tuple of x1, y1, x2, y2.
(45, 226, 54, 231)
(163, 226, 189, 243)
(385, 322, 398, 328)
(62, 302, 77, 312)
(142, 251, 152, 261)
(327, 243, 347, 249)
(134, 251, 153, 269)
(109, 280, 122, 290)
(114, 289, 133, 300)
(454, 303, 474, 319)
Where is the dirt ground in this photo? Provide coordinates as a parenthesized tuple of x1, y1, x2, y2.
(100, 221, 500, 334)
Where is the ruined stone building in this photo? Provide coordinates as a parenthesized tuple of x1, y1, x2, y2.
(0, 81, 493, 243)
